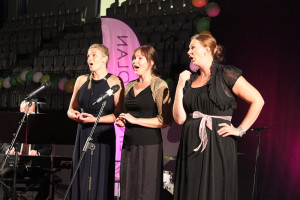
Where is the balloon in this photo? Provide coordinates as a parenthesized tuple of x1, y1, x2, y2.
(190, 62, 199, 72)
(16, 74, 23, 84)
(192, 0, 208, 8)
(206, 2, 221, 17)
(51, 76, 60, 89)
(199, 30, 212, 35)
(58, 77, 68, 91)
(20, 70, 29, 81)
(40, 74, 50, 84)
(64, 78, 76, 93)
(2, 77, 11, 89)
(164, 78, 173, 85)
(196, 17, 210, 32)
(164, 78, 174, 91)
(10, 76, 18, 86)
(0, 78, 3, 89)
(33, 72, 43, 83)
(26, 71, 35, 82)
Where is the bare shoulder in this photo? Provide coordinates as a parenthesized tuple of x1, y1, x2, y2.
(108, 74, 123, 87)
(77, 74, 89, 82)
(75, 74, 89, 87)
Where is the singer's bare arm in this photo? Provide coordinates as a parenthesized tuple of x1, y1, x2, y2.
(173, 70, 191, 125)
(217, 76, 264, 137)
(67, 75, 88, 122)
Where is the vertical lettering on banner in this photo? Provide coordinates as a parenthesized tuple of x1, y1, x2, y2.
(101, 18, 140, 196)
(117, 36, 129, 85)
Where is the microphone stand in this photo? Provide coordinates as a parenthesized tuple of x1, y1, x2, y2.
(0, 99, 33, 200)
(63, 101, 107, 200)
(250, 126, 271, 200)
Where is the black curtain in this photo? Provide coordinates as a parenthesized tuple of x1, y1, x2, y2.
(18, 0, 28, 16)
(0, 0, 9, 28)
(211, 0, 300, 199)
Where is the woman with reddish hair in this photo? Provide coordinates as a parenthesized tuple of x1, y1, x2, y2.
(173, 34, 264, 200)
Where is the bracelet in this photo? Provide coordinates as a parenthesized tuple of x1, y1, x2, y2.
(236, 125, 246, 137)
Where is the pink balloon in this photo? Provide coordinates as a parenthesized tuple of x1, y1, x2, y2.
(189, 62, 199, 72)
(206, 2, 221, 17)
(58, 77, 68, 91)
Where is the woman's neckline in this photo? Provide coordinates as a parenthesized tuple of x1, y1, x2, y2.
(92, 72, 109, 81)
(91, 73, 109, 82)
(191, 84, 208, 89)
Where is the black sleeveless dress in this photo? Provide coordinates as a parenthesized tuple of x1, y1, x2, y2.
(71, 73, 115, 200)
(173, 62, 242, 200)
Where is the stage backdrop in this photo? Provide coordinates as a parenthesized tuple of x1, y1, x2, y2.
(211, 0, 300, 199)
(101, 17, 139, 196)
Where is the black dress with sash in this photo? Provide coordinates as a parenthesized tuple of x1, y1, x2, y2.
(173, 61, 242, 200)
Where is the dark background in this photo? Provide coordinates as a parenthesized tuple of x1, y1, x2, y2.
(211, 0, 300, 199)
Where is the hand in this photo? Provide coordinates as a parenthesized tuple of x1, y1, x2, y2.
(20, 101, 35, 114)
(177, 70, 192, 89)
(29, 150, 39, 156)
(118, 113, 137, 125)
(218, 123, 240, 137)
(115, 117, 126, 127)
(6, 148, 18, 155)
(78, 113, 96, 123)
(72, 110, 81, 122)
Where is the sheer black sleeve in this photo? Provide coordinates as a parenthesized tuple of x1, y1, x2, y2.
(207, 62, 241, 111)
(222, 65, 242, 89)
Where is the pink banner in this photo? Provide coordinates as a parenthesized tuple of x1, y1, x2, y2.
(101, 17, 140, 194)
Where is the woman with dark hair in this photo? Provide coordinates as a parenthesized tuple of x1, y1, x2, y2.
(67, 44, 124, 200)
(115, 45, 172, 200)
(173, 34, 264, 200)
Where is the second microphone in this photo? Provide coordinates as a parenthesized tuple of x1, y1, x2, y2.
(92, 84, 120, 105)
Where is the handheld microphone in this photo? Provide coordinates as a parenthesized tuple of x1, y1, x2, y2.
(249, 126, 271, 132)
(25, 82, 51, 100)
(92, 85, 120, 105)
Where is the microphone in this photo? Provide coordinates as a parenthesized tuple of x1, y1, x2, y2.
(25, 82, 51, 100)
(249, 126, 271, 132)
(92, 85, 120, 105)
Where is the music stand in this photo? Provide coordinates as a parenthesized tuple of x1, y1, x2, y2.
(0, 112, 27, 143)
(25, 112, 77, 199)
(0, 108, 32, 200)
(0, 111, 77, 200)
(26, 113, 77, 145)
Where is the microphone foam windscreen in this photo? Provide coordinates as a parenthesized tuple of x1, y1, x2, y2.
(111, 84, 120, 93)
